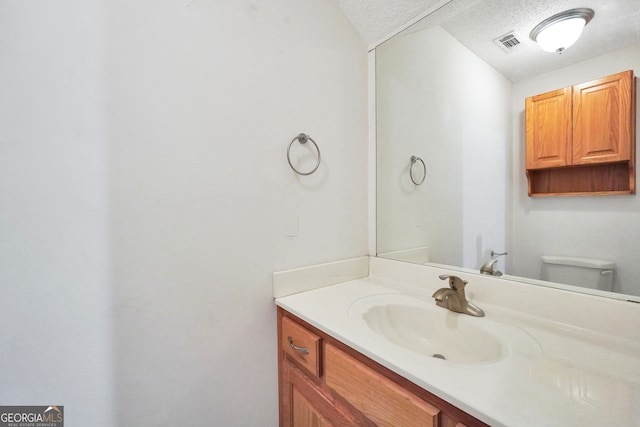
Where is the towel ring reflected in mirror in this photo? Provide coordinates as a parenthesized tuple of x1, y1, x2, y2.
(410, 155, 426, 185)
(287, 133, 321, 176)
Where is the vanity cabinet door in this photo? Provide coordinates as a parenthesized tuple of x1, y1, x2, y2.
(291, 378, 332, 427)
(525, 87, 572, 169)
(281, 359, 367, 427)
(279, 311, 371, 427)
(572, 70, 634, 165)
(325, 343, 440, 427)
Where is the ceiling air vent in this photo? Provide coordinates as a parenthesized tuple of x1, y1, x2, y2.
(494, 31, 523, 53)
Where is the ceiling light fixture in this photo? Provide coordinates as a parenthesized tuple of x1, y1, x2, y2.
(530, 8, 594, 54)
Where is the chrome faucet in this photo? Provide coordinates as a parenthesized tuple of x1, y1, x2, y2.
(480, 259, 502, 276)
(432, 275, 485, 317)
(480, 251, 507, 276)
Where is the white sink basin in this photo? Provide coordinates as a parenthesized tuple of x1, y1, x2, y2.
(349, 294, 539, 365)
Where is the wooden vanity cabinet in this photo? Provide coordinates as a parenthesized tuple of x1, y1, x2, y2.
(278, 308, 488, 427)
(525, 70, 636, 196)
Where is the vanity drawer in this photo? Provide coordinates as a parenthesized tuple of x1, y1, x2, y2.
(324, 343, 439, 427)
(281, 316, 321, 377)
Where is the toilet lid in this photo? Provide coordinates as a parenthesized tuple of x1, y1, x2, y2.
(541, 256, 614, 269)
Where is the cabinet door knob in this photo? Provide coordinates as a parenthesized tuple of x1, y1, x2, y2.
(287, 336, 309, 355)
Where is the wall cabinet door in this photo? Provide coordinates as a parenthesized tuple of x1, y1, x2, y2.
(525, 87, 572, 169)
(572, 70, 634, 164)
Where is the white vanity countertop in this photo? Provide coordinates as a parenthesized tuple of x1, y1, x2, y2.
(274, 257, 640, 427)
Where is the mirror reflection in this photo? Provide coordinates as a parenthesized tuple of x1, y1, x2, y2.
(376, 0, 640, 298)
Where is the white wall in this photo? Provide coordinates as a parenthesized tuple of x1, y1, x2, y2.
(510, 44, 640, 296)
(0, 0, 368, 426)
(0, 0, 115, 425)
(376, 26, 511, 270)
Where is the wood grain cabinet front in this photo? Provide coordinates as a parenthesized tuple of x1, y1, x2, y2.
(282, 359, 369, 427)
(525, 70, 636, 196)
(573, 71, 634, 165)
(277, 308, 486, 427)
(525, 87, 573, 169)
(324, 343, 439, 427)
(281, 316, 322, 377)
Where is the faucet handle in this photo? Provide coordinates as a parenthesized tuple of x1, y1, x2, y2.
(438, 274, 467, 290)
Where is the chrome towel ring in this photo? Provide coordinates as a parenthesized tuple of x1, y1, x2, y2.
(410, 155, 426, 185)
(287, 133, 321, 176)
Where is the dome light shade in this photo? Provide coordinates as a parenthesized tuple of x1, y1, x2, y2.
(530, 8, 594, 53)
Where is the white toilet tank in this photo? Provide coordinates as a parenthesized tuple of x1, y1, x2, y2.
(541, 256, 614, 291)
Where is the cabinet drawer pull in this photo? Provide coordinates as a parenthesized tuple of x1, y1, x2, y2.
(287, 336, 309, 354)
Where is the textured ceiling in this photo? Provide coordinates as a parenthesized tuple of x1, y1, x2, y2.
(335, 0, 640, 82)
(333, 0, 448, 45)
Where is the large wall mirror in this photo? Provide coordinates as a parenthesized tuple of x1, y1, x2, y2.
(376, 0, 640, 299)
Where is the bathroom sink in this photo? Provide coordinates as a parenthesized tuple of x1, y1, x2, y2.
(349, 294, 506, 365)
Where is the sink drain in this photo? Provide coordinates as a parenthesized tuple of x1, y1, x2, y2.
(432, 353, 446, 360)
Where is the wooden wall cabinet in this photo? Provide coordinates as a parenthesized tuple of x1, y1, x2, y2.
(525, 87, 573, 169)
(525, 70, 636, 196)
(278, 308, 487, 427)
